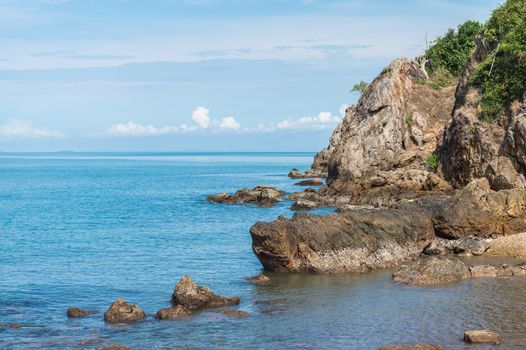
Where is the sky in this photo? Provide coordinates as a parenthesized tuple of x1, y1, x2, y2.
(0, 0, 500, 152)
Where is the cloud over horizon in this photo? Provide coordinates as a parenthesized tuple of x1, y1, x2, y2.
(0, 119, 64, 139)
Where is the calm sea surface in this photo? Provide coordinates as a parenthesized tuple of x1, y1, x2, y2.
(1, 152, 525, 349)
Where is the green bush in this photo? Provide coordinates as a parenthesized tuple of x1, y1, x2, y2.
(426, 153, 439, 171)
(471, 0, 526, 121)
(468, 124, 478, 135)
(420, 20, 483, 77)
(404, 115, 413, 125)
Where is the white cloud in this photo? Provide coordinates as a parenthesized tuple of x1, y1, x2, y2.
(0, 119, 64, 138)
(276, 110, 341, 130)
(191, 106, 210, 129)
(219, 116, 241, 130)
(103, 122, 186, 136)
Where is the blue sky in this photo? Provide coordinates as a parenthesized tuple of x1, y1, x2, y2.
(0, 0, 500, 151)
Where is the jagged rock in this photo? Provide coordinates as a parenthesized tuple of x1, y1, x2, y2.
(171, 275, 240, 310)
(290, 199, 318, 211)
(67, 307, 95, 318)
(217, 309, 249, 318)
(439, 37, 526, 190)
(464, 330, 502, 345)
(99, 344, 131, 350)
(324, 58, 454, 190)
(250, 204, 435, 273)
(379, 345, 443, 350)
(103, 298, 146, 324)
(288, 168, 304, 179)
(245, 274, 270, 284)
(393, 257, 471, 285)
(294, 179, 323, 187)
(207, 186, 285, 207)
(423, 237, 491, 256)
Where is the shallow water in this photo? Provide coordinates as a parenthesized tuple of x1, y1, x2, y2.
(1, 152, 525, 350)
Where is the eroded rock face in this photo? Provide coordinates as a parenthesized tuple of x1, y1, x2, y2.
(439, 38, 526, 190)
(423, 237, 491, 256)
(207, 186, 285, 207)
(250, 206, 435, 273)
(171, 275, 240, 310)
(294, 179, 323, 187)
(290, 199, 318, 211)
(103, 298, 145, 324)
(155, 306, 191, 320)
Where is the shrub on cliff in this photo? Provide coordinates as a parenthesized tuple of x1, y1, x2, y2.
(472, 0, 526, 120)
(420, 20, 483, 78)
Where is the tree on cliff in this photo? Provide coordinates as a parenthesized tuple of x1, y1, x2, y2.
(350, 80, 368, 95)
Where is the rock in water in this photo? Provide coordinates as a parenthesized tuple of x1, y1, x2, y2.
(245, 274, 271, 284)
(155, 306, 192, 320)
(463, 330, 502, 345)
(379, 345, 443, 350)
(217, 309, 249, 318)
(99, 344, 131, 350)
(393, 257, 471, 285)
(103, 298, 146, 323)
(290, 199, 318, 211)
(250, 205, 435, 273)
(294, 179, 323, 186)
(67, 307, 94, 318)
(288, 168, 305, 179)
(171, 275, 240, 310)
(207, 186, 285, 207)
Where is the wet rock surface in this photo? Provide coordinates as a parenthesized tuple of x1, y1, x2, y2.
(207, 186, 285, 207)
(379, 345, 443, 350)
(245, 274, 270, 284)
(103, 298, 146, 324)
(393, 257, 526, 285)
(0, 323, 21, 329)
(171, 275, 240, 310)
(463, 330, 502, 345)
(294, 179, 323, 187)
(290, 199, 318, 211)
(217, 309, 249, 318)
(99, 344, 131, 350)
(423, 237, 492, 256)
(155, 306, 192, 320)
(67, 307, 95, 318)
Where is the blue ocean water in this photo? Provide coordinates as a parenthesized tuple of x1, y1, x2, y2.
(1, 153, 525, 350)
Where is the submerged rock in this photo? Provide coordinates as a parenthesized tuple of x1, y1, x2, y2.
(290, 199, 318, 211)
(393, 257, 471, 285)
(67, 307, 95, 318)
(379, 345, 443, 350)
(99, 344, 131, 350)
(171, 275, 240, 310)
(245, 274, 271, 284)
(464, 330, 502, 345)
(0, 323, 21, 329)
(217, 309, 249, 318)
(394, 258, 526, 285)
(294, 179, 323, 187)
(103, 298, 146, 324)
(207, 186, 285, 207)
(155, 306, 192, 320)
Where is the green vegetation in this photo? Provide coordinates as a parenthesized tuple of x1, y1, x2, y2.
(381, 67, 391, 75)
(471, 0, 526, 120)
(404, 115, 413, 125)
(426, 153, 439, 171)
(351, 80, 369, 95)
(468, 124, 478, 135)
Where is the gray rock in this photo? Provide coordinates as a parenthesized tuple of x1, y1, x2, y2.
(393, 257, 471, 286)
(464, 330, 502, 345)
(207, 186, 285, 207)
(290, 199, 318, 211)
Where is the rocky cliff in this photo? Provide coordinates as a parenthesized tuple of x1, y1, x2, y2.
(438, 37, 526, 190)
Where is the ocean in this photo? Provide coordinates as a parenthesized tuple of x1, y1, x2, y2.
(1, 152, 525, 349)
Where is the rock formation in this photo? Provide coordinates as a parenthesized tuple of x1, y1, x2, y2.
(251, 179, 526, 273)
(217, 309, 249, 318)
(67, 307, 94, 318)
(393, 257, 526, 286)
(463, 330, 502, 345)
(439, 38, 526, 190)
(103, 298, 146, 323)
(171, 275, 240, 310)
(207, 186, 285, 207)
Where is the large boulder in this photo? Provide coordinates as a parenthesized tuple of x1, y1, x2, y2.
(250, 205, 435, 273)
(207, 186, 285, 207)
(103, 298, 145, 324)
(170, 275, 240, 310)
